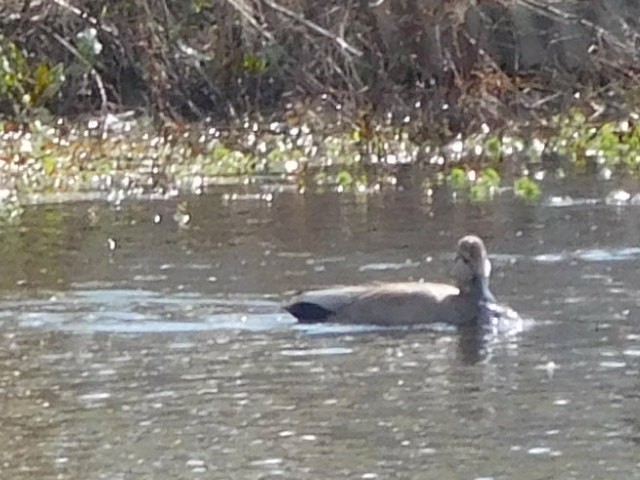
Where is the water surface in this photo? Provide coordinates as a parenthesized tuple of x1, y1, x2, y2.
(0, 181, 639, 479)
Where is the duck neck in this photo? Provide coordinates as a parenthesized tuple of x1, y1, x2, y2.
(466, 275, 495, 303)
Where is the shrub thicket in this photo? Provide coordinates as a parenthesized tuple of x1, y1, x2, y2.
(1, 0, 639, 132)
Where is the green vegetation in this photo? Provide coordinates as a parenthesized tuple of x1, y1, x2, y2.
(0, 38, 64, 115)
(3, 104, 640, 204)
(514, 177, 541, 202)
(550, 109, 640, 172)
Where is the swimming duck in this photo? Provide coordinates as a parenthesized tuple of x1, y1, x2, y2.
(285, 235, 500, 326)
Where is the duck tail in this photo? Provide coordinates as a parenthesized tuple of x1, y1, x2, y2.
(285, 302, 333, 323)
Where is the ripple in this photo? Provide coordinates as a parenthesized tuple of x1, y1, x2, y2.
(78, 392, 111, 401)
(534, 247, 640, 263)
(250, 458, 283, 466)
(599, 361, 627, 369)
(622, 348, 640, 357)
(527, 447, 551, 455)
(0, 290, 290, 334)
(359, 260, 420, 271)
(280, 347, 354, 356)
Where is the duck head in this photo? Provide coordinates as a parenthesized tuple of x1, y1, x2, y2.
(452, 235, 495, 302)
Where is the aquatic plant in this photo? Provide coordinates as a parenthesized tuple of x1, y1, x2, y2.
(514, 176, 541, 201)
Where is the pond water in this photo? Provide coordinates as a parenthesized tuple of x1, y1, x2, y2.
(0, 179, 639, 479)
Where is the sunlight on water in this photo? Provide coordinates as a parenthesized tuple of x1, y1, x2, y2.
(1, 187, 639, 479)
(0, 289, 291, 333)
(358, 260, 421, 271)
(534, 247, 640, 263)
(280, 347, 354, 356)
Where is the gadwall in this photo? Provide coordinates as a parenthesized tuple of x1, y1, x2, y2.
(285, 235, 500, 326)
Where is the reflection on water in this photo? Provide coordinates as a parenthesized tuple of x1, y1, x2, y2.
(0, 181, 639, 479)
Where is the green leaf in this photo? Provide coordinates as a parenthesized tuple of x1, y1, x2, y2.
(479, 167, 500, 187)
(447, 167, 468, 190)
(41, 155, 56, 175)
(212, 145, 231, 162)
(242, 53, 268, 74)
(336, 170, 353, 189)
(470, 184, 489, 202)
(514, 177, 541, 201)
(484, 135, 502, 161)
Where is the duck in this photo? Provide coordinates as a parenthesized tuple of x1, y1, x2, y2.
(284, 235, 502, 326)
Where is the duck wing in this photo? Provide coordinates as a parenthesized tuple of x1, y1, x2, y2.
(285, 283, 460, 324)
(285, 286, 369, 322)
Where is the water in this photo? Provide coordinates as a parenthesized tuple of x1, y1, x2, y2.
(0, 181, 639, 479)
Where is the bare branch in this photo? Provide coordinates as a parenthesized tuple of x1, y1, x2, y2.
(261, 0, 363, 57)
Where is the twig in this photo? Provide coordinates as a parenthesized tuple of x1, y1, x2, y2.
(261, 0, 363, 57)
(38, 24, 108, 114)
(49, 0, 98, 27)
(518, 0, 637, 57)
(225, 0, 274, 42)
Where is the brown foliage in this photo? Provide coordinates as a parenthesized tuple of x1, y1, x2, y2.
(1, 0, 639, 132)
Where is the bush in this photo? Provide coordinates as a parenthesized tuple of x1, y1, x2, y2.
(1, 0, 639, 131)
